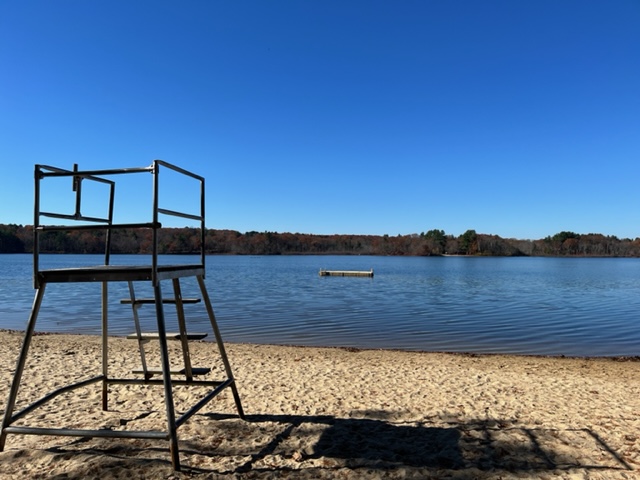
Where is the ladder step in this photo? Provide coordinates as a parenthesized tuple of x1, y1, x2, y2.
(120, 298, 201, 305)
(126, 332, 208, 341)
(132, 367, 211, 376)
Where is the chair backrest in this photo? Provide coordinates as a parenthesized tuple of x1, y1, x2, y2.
(33, 160, 205, 287)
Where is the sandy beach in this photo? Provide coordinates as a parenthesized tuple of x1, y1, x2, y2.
(0, 329, 638, 479)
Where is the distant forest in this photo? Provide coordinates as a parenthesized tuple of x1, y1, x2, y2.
(1, 224, 639, 257)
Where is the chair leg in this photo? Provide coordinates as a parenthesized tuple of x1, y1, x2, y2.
(196, 275, 245, 419)
(172, 278, 194, 380)
(127, 281, 152, 380)
(101, 282, 109, 411)
(154, 282, 181, 471)
(0, 285, 46, 451)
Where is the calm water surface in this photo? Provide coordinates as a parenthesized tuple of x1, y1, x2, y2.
(0, 254, 639, 357)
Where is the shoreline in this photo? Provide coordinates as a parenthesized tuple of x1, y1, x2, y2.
(2, 328, 639, 362)
(1, 330, 639, 478)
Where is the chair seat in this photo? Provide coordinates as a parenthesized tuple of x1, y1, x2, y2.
(37, 264, 205, 284)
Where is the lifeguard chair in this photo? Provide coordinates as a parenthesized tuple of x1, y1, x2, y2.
(0, 160, 244, 471)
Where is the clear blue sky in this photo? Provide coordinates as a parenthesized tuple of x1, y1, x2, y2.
(1, 1, 639, 240)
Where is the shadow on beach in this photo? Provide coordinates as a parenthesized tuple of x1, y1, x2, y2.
(11, 410, 631, 479)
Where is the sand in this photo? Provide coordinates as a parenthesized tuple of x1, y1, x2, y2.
(0, 329, 639, 479)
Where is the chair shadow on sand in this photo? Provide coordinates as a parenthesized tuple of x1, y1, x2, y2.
(211, 411, 633, 475)
(32, 410, 632, 478)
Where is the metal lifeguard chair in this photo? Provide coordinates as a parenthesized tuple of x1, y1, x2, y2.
(0, 160, 244, 471)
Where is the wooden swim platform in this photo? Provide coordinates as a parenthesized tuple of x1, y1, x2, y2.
(319, 269, 374, 277)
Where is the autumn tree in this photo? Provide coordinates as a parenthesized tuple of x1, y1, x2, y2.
(421, 229, 447, 255)
(0, 225, 25, 253)
(459, 229, 478, 255)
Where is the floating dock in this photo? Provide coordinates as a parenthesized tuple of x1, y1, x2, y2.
(319, 269, 374, 278)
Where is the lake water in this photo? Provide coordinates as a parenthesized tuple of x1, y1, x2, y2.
(0, 254, 639, 357)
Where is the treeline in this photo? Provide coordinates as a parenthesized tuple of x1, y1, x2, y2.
(1, 224, 640, 257)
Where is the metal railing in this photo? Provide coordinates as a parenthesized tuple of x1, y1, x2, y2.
(33, 160, 205, 286)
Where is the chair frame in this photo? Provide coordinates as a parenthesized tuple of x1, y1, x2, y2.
(0, 160, 244, 471)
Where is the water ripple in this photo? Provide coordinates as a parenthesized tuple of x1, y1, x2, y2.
(1, 255, 639, 356)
